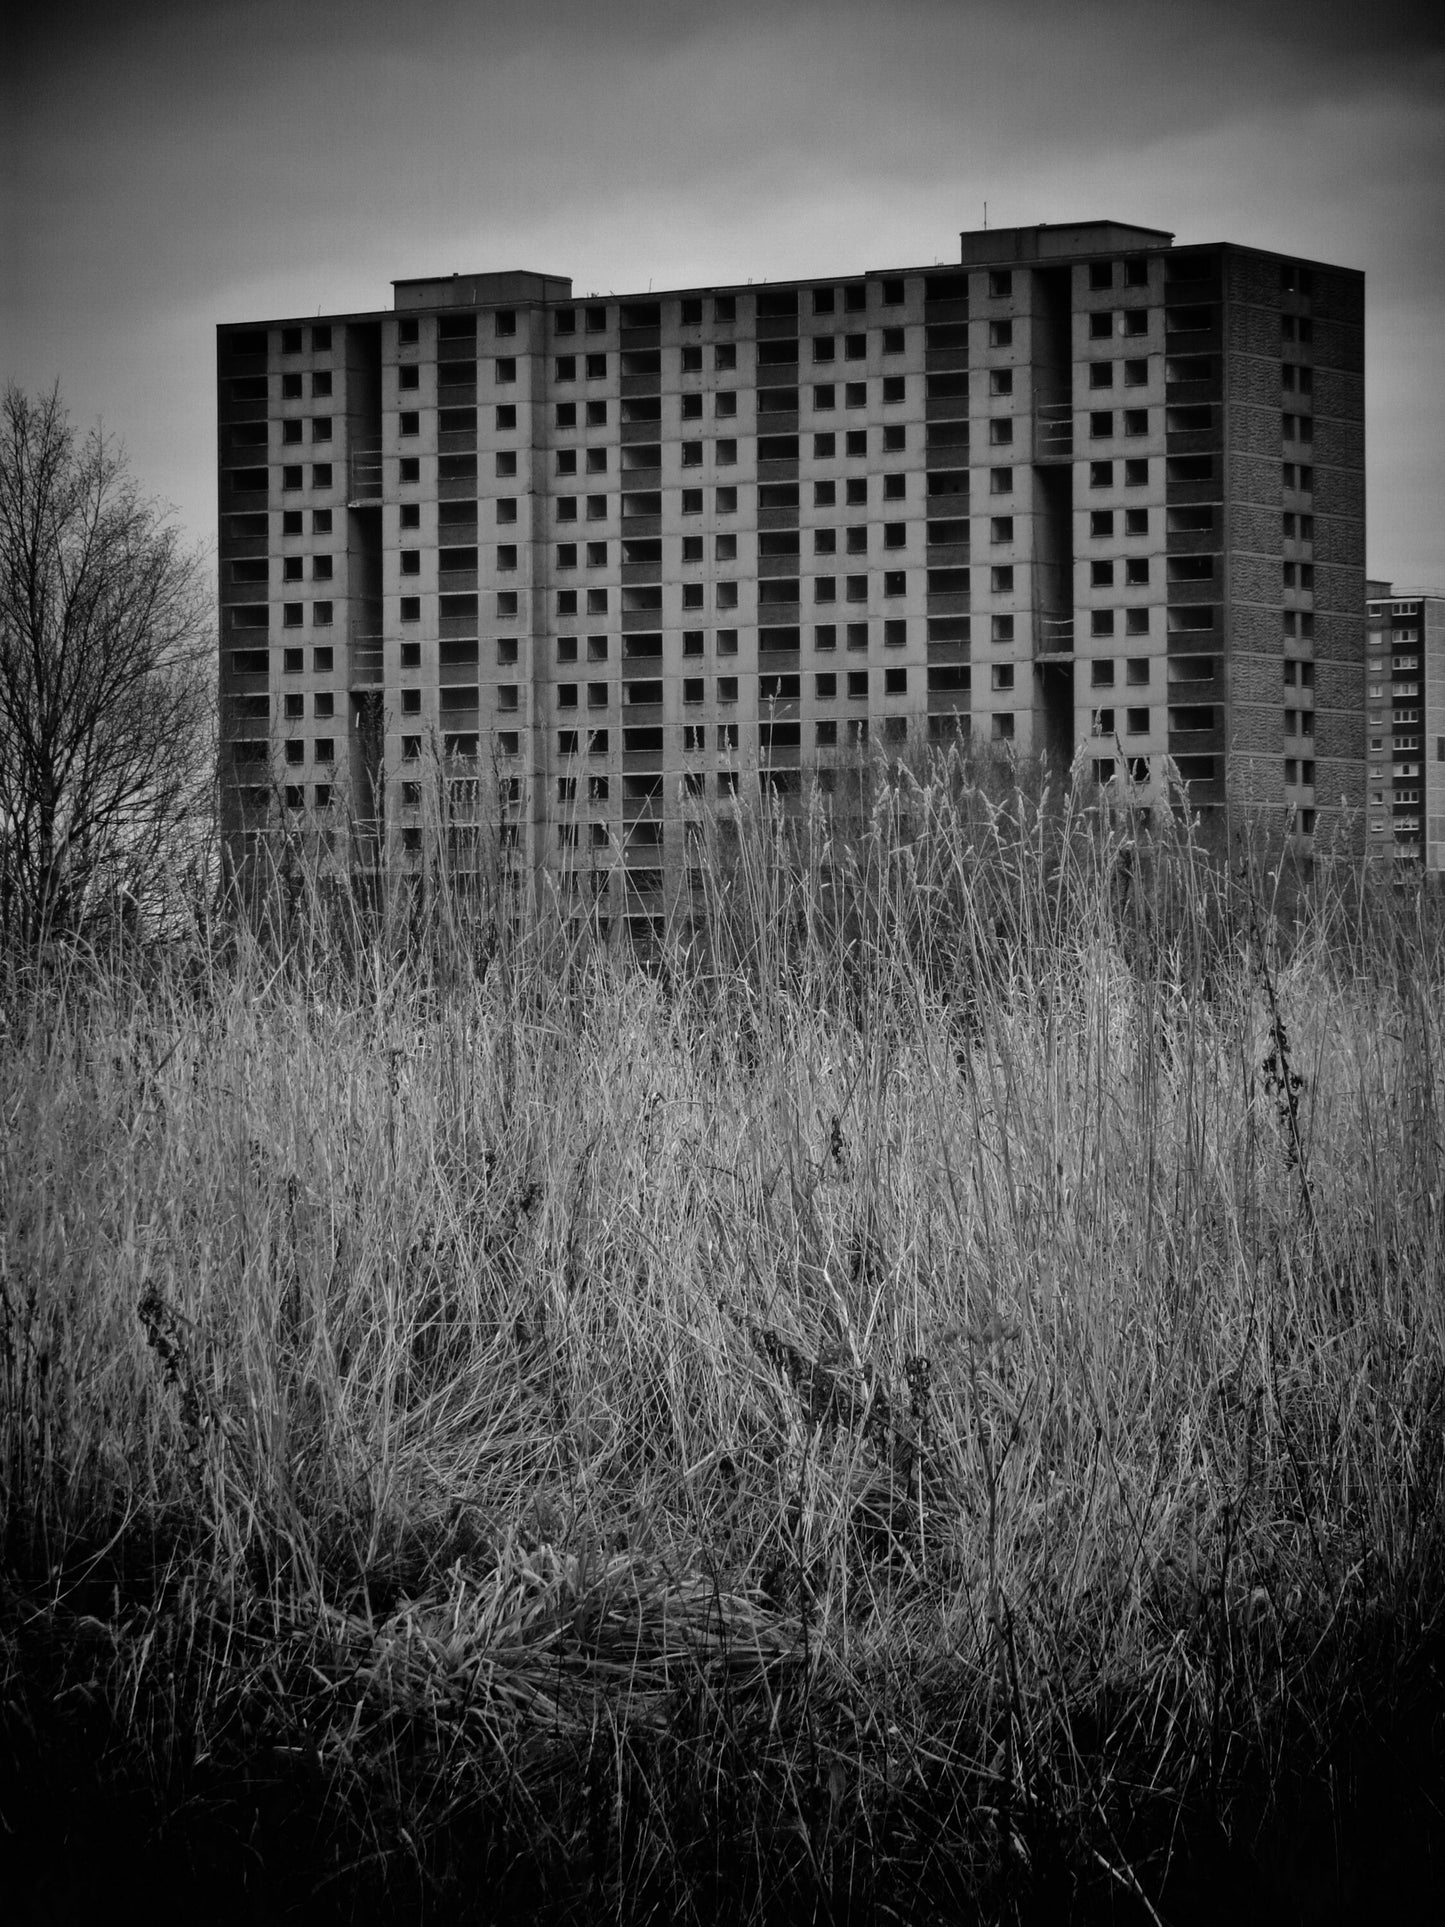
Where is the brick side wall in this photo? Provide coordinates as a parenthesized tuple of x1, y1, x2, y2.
(1313, 512, 1364, 566)
(1313, 560, 1364, 614)
(1312, 270, 1365, 326)
(1313, 369, 1364, 420)
(1226, 351, 1284, 406)
(1312, 318, 1364, 374)
(1226, 451, 1282, 506)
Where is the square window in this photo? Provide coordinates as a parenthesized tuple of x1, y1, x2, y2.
(1124, 310, 1148, 336)
(1125, 257, 1149, 287)
(990, 369, 1014, 396)
(585, 448, 607, 474)
(587, 493, 607, 518)
(401, 688, 422, 715)
(282, 465, 302, 490)
(1125, 557, 1149, 585)
(1092, 560, 1115, 587)
(883, 571, 905, 596)
(556, 543, 578, 568)
(400, 641, 421, 666)
(313, 645, 332, 672)
(1126, 708, 1149, 734)
(1123, 410, 1148, 437)
(282, 372, 303, 399)
(884, 666, 907, 694)
(1125, 607, 1149, 635)
(882, 376, 905, 403)
(1090, 461, 1114, 487)
(989, 420, 1013, 446)
(312, 601, 332, 625)
(883, 473, 906, 501)
(586, 400, 607, 426)
(1090, 411, 1114, 439)
(716, 486, 738, 513)
(814, 624, 837, 651)
(681, 393, 703, 421)
(991, 516, 1014, 544)
(1091, 659, 1116, 687)
(1090, 510, 1114, 538)
(991, 566, 1014, 593)
(715, 342, 737, 370)
(1126, 658, 1150, 686)
(1089, 363, 1115, 391)
(846, 622, 868, 650)
(848, 671, 869, 698)
(847, 430, 868, 456)
(1124, 460, 1148, 486)
(717, 439, 738, 464)
(988, 320, 1012, 348)
(814, 384, 836, 410)
(813, 433, 837, 458)
(990, 468, 1012, 496)
(1124, 359, 1148, 387)
(1088, 262, 1113, 291)
(992, 614, 1014, 642)
(1091, 610, 1116, 636)
(815, 480, 837, 506)
(846, 478, 867, 505)
(1089, 313, 1113, 340)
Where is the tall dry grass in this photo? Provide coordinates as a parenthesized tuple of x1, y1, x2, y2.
(3, 756, 1444, 1922)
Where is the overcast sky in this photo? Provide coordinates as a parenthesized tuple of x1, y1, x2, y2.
(4, 0, 1443, 584)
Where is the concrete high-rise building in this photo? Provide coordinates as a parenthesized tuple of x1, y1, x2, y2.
(1365, 582, 1445, 874)
(217, 219, 1366, 932)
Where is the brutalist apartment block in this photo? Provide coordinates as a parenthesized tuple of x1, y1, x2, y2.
(217, 219, 1365, 931)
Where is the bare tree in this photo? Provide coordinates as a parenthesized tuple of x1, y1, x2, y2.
(0, 384, 215, 946)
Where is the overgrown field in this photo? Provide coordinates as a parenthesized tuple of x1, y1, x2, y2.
(4, 770, 1445, 1923)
